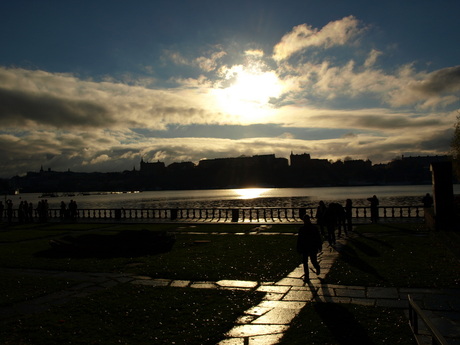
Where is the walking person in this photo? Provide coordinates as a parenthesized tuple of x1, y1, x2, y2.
(367, 195, 379, 223)
(297, 215, 322, 282)
(315, 201, 327, 236)
(325, 203, 337, 246)
(345, 199, 353, 233)
(6, 199, 13, 223)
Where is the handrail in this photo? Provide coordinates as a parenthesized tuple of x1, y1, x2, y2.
(1, 205, 426, 223)
(408, 294, 449, 345)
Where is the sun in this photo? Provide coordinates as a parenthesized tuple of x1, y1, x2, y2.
(212, 63, 283, 123)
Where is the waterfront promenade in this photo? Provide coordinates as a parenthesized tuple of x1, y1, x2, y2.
(0, 223, 458, 344)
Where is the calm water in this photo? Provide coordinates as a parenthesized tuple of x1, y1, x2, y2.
(6, 185, 460, 209)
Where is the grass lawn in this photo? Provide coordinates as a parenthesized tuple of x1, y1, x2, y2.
(0, 284, 263, 345)
(0, 270, 76, 307)
(0, 224, 300, 282)
(324, 223, 460, 288)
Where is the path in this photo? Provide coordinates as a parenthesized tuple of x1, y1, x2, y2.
(0, 234, 459, 344)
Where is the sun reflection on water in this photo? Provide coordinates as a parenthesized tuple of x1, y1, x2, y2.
(233, 188, 271, 200)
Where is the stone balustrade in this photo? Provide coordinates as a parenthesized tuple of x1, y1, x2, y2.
(3, 206, 426, 223)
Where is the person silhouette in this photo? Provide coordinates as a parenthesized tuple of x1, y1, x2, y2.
(367, 195, 379, 223)
(422, 193, 433, 208)
(297, 214, 322, 282)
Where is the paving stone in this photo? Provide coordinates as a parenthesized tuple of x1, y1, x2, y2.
(287, 267, 304, 278)
(249, 333, 285, 344)
(316, 286, 335, 297)
(217, 280, 258, 289)
(351, 298, 376, 307)
(376, 299, 407, 308)
(283, 290, 314, 301)
(217, 338, 245, 345)
(318, 283, 344, 289)
(367, 287, 399, 299)
(263, 293, 285, 301)
(275, 278, 304, 286)
(236, 315, 256, 324)
(256, 285, 290, 294)
(258, 300, 307, 310)
(314, 296, 351, 304)
(290, 285, 314, 291)
(132, 275, 153, 280)
(334, 288, 366, 298)
(190, 282, 217, 289)
(170, 280, 191, 287)
(400, 288, 435, 294)
(245, 306, 272, 317)
(225, 324, 289, 338)
(252, 307, 302, 325)
(132, 279, 170, 287)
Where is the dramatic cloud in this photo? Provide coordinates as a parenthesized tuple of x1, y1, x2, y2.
(0, 15, 458, 178)
(273, 16, 364, 61)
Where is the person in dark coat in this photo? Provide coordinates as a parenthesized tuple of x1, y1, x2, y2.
(422, 193, 433, 208)
(297, 215, 322, 282)
(367, 195, 379, 223)
(345, 199, 353, 233)
(324, 203, 338, 245)
(315, 201, 327, 236)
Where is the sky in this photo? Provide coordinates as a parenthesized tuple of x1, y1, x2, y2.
(1, 0, 460, 178)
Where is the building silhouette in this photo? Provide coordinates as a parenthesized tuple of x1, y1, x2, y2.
(5, 153, 455, 193)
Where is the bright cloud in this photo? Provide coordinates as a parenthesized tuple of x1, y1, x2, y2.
(273, 16, 364, 61)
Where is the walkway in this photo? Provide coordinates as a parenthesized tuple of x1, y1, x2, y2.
(0, 235, 459, 344)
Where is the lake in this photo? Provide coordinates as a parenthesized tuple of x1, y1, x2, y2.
(6, 185, 460, 209)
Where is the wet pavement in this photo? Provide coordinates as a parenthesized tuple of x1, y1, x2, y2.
(1, 233, 459, 344)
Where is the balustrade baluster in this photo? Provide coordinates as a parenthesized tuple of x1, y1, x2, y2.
(284, 208, 289, 221)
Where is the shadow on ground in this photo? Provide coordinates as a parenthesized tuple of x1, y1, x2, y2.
(314, 303, 375, 344)
(35, 230, 176, 258)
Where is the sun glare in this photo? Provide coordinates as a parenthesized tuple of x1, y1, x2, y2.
(234, 188, 270, 199)
(213, 64, 283, 123)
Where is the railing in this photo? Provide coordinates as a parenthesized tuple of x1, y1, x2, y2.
(408, 295, 449, 345)
(1, 206, 426, 223)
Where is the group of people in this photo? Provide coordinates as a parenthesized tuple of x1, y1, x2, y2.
(0, 200, 14, 223)
(297, 192, 434, 282)
(297, 198, 358, 282)
(0, 199, 78, 223)
(60, 200, 78, 220)
(314, 199, 353, 246)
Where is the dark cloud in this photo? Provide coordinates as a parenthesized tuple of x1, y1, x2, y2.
(0, 87, 112, 129)
(413, 65, 460, 95)
(419, 128, 454, 151)
(353, 115, 440, 130)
